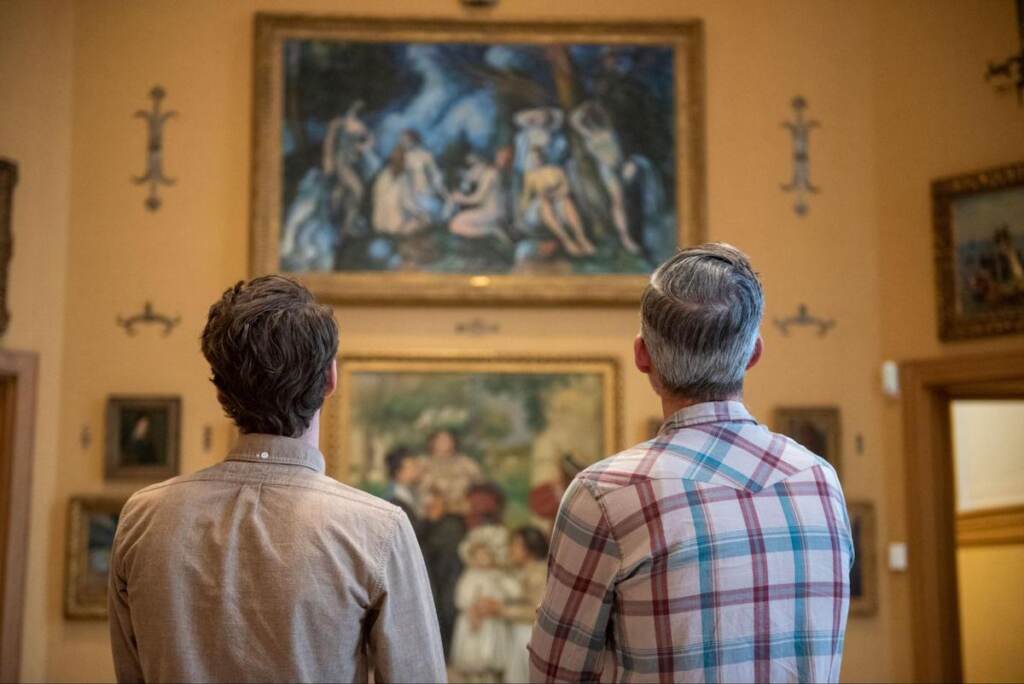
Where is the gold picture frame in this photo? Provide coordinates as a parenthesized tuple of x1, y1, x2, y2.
(773, 406, 842, 480)
(847, 500, 878, 617)
(324, 353, 621, 483)
(250, 14, 705, 305)
(64, 496, 127, 619)
(104, 395, 181, 481)
(933, 161, 1024, 341)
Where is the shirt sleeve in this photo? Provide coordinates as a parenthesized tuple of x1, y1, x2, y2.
(108, 511, 144, 684)
(369, 510, 448, 684)
(528, 478, 621, 683)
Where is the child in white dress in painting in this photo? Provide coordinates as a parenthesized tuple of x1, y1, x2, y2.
(451, 525, 520, 683)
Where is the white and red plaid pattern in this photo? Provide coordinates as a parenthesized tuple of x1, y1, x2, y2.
(528, 401, 853, 683)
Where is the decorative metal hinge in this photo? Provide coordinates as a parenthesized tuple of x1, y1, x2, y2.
(781, 96, 820, 217)
(132, 85, 177, 211)
(773, 303, 835, 337)
(116, 301, 181, 337)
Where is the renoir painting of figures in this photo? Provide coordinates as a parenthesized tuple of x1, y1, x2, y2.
(933, 161, 1024, 340)
(251, 15, 704, 303)
(326, 355, 619, 680)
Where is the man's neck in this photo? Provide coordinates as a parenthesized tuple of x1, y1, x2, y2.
(661, 393, 742, 420)
(297, 410, 321, 450)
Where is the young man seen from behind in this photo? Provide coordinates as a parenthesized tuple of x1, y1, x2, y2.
(108, 276, 446, 683)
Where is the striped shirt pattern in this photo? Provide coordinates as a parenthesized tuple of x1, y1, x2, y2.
(528, 401, 853, 683)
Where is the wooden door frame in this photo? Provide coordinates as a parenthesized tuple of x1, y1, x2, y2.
(899, 348, 1024, 683)
(0, 349, 37, 683)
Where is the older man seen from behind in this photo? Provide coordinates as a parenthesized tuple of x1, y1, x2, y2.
(529, 243, 853, 683)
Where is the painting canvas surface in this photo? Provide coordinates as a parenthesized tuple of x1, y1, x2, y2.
(278, 38, 678, 277)
(333, 359, 616, 672)
(118, 406, 170, 467)
(952, 185, 1024, 318)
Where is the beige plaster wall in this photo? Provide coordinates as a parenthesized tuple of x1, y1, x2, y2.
(871, 2, 1024, 679)
(2, 0, 1018, 681)
(0, 1, 74, 681)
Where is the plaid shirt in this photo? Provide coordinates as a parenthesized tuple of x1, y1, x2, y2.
(528, 401, 852, 683)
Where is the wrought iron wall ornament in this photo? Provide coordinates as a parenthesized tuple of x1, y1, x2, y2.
(454, 318, 501, 336)
(773, 303, 835, 337)
(985, 0, 1024, 104)
(116, 301, 181, 336)
(133, 86, 177, 211)
(781, 96, 820, 216)
(0, 159, 16, 338)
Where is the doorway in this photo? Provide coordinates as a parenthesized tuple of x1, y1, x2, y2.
(0, 349, 37, 683)
(900, 349, 1024, 683)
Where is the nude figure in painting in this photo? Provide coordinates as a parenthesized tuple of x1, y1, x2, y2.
(519, 147, 597, 258)
(570, 100, 641, 255)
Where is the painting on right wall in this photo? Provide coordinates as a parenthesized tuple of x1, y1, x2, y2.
(933, 161, 1024, 341)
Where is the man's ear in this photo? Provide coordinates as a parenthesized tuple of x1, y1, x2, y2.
(746, 336, 764, 371)
(324, 358, 338, 399)
(634, 334, 653, 375)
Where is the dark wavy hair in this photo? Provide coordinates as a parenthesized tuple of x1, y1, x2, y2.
(512, 525, 549, 561)
(201, 275, 338, 437)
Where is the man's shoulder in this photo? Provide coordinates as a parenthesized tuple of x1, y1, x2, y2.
(575, 441, 661, 493)
(122, 462, 402, 523)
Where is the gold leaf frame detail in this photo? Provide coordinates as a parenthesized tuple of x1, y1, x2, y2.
(324, 352, 622, 481)
(250, 14, 705, 305)
(932, 160, 1024, 341)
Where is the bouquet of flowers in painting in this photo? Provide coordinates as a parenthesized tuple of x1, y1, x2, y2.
(279, 39, 676, 277)
(332, 356, 618, 680)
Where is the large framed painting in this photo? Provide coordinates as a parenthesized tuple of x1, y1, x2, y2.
(65, 496, 127, 619)
(847, 501, 878, 617)
(773, 406, 842, 481)
(325, 354, 619, 672)
(933, 161, 1024, 340)
(251, 15, 705, 304)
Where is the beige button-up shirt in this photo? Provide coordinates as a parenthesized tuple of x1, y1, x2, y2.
(108, 433, 446, 683)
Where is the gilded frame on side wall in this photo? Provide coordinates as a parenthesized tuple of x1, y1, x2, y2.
(64, 496, 127, 619)
(933, 161, 1024, 341)
(847, 501, 878, 617)
(250, 14, 705, 305)
(0, 159, 16, 336)
(773, 406, 842, 481)
(323, 352, 622, 482)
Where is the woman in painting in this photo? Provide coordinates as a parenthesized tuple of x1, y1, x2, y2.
(451, 524, 518, 683)
(398, 129, 448, 222)
(417, 429, 483, 517)
(323, 100, 378, 237)
(447, 152, 511, 245)
(519, 147, 597, 258)
(512, 106, 567, 175)
(569, 100, 641, 255)
(418, 487, 467, 661)
(500, 526, 550, 684)
(371, 146, 430, 235)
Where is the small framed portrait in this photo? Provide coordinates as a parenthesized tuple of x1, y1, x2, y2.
(65, 496, 127, 619)
(773, 406, 842, 480)
(105, 395, 181, 480)
(933, 161, 1024, 340)
(847, 501, 878, 617)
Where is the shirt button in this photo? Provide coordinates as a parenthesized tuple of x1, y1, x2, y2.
(259, 452, 269, 459)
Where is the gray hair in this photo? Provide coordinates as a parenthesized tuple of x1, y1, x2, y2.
(640, 243, 764, 400)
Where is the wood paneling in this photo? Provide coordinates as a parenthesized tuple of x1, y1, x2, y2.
(0, 349, 38, 684)
(900, 349, 1024, 684)
(957, 505, 1024, 547)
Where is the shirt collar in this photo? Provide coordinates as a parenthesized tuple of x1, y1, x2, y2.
(225, 433, 326, 473)
(659, 401, 757, 434)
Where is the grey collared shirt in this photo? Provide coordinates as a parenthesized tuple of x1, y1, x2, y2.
(108, 433, 447, 683)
